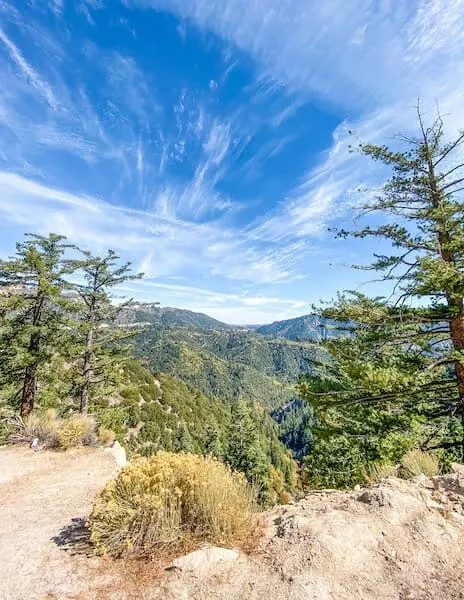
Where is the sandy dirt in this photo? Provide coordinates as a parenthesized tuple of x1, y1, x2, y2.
(1, 446, 464, 600)
(0, 446, 119, 600)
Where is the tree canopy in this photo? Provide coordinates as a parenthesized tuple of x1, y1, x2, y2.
(300, 109, 464, 486)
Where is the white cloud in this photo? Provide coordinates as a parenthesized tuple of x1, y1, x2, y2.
(121, 279, 311, 324)
(0, 172, 315, 288)
(0, 28, 57, 109)
(123, 0, 464, 253)
(129, 0, 464, 110)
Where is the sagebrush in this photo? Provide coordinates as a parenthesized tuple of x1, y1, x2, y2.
(363, 461, 397, 485)
(88, 451, 258, 557)
(8, 410, 96, 449)
(400, 449, 440, 478)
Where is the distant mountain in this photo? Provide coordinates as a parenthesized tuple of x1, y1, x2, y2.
(255, 314, 324, 341)
(118, 303, 232, 330)
(134, 326, 318, 411)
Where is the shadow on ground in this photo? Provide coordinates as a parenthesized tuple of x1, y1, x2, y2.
(52, 517, 92, 554)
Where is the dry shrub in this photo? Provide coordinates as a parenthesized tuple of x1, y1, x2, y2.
(88, 451, 258, 558)
(98, 427, 116, 447)
(8, 409, 60, 448)
(363, 461, 397, 485)
(58, 414, 96, 449)
(400, 449, 439, 478)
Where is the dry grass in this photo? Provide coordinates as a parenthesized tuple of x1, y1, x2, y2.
(8, 410, 60, 448)
(363, 461, 397, 485)
(8, 410, 96, 450)
(88, 451, 258, 558)
(400, 449, 440, 478)
(98, 427, 116, 447)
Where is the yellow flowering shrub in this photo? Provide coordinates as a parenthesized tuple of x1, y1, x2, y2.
(98, 426, 116, 447)
(88, 451, 258, 557)
(57, 414, 96, 449)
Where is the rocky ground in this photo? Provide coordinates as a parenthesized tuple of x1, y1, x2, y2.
(1, 446, 464, 600)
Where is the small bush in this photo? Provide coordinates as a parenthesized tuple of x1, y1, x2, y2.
(88, 451, 258, 557)
(363, 461, 397, 485)
(98, 427, 116, 447)
(400, 449, 439, 478)
(8, 410, 60, 448)
(58, 414, 96, 449)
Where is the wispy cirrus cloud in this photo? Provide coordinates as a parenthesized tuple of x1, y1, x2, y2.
(128, 0, 464, 111)
(2, 0, 464, 323)
(0, 171, 310, 286)
(0, 27, 57, 109)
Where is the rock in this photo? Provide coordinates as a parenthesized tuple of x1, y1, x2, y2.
(104, 440, 127, 467)
(170, 546, 240, 574)
(354, 484, 361, 491)
(433, 474, 464, 495)
(450, 463, 464, 475)
(357, 488, 393, 507)
(412, 474, 433, 488)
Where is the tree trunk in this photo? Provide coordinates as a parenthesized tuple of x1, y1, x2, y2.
(80, 326, 94, 414)
(449, 313, 464, 422)
(20, 365, 37, 418)
(20, 294, 43, 418)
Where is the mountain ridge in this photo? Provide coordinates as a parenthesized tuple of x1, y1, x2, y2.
(121, 303, 322, 340)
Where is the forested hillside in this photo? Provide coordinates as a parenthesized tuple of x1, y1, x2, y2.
(134, 326, 318, 410)
(255, 314, 323, 341)
(118, 303, 232, 331)
(97, 361, 298, 504)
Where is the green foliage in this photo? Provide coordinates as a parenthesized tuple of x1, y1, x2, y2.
(88, 451, 257, 557)
(96, 362, 298, 504)
(135, 326, 317, 410)
(255, 314, 323, 341)
(0, 233, 300, 502)
(0, 234, 78, 416)
(117, 303, 228, 330)
(301, 111, 464, 487)
(272, 400, 313, 459)
(0, 235, 142, 418)
(69, 249, 142, 414)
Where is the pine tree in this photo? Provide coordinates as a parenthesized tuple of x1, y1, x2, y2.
(202, 420, 225, 459)
(300, 109, 464, 484)
(226, 398, 270, 501)
(342, 108, 464, 416)
(174, 421, 195, 453)
(0, 234, 76, 417)
(71, 249, 142, 413)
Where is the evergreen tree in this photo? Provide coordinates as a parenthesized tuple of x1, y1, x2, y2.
(226, 398, 271, 502)
(0, 234, 75, 417)
(203, 420, 225, 459)
(300, 109, 464, 485)
(71, 249, 142, 413)
(174, 421, 195, 453)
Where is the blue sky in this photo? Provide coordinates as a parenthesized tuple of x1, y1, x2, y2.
(0, 0, 463, 323)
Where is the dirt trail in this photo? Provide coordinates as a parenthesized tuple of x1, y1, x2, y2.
(0, 446, 119, 600)
(1, 447, 464, 600)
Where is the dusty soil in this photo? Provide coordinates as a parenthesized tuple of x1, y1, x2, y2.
(1, 446, 464, 600)
(0, 446, 119, 600)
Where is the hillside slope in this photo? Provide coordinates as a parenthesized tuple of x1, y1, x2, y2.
(2, 447, 463, 600)
(118, 303, 232, 330)
(134, 327, 318, 410)
(255, 314, 322, 340)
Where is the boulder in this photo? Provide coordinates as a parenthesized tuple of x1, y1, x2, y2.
(104, 440, 127, 467)
(171, 546, 240, 575)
